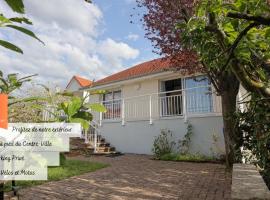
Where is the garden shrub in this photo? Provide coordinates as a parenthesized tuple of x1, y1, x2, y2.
(235, 94, 270, 187)
(152, 129, 176, 159)
(160, 153, 215, 162)
(178, 123, 193, 154)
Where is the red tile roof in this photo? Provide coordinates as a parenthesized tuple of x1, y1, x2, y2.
(93, 52, 198, 87)
(66, 75, 92, 89)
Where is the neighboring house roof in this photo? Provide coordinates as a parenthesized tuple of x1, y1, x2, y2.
(66, 75, 92, 89)
(91, 52, 198, 87)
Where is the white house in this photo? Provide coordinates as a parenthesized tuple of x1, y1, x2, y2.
(66, 75, 92, 96)
(82, 55, 225, 156)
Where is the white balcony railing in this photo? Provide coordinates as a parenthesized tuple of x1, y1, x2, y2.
(103, 100, 121, 120)
(99, 85, 222, 125)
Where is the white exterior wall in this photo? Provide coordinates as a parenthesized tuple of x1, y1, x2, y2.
(66, 79, 81, 92)
(86, 72, 225, 156)
(88, 93, 101, 121)
(238, 84, 250, 112)
(66, 79, 84, 97)
(122, 79, 159, 98)
(122, 79, 160, 120)
(100, 116, 225, 156)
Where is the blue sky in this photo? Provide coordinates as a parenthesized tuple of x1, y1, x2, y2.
(95, 0, 158, 70)
(97, 0, 155, 60)
(0, 0, 157, 88)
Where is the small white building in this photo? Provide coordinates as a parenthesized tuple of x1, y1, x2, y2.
(66, 75, 92, 97)
(83, 57, 225, 156)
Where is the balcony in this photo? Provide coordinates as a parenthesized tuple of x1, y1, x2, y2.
(98, 85, 222, 125)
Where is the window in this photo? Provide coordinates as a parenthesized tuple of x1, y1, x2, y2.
(160, 78, 182, 116)
(185, 76, 213, 113)
(103, 90, 122, 119)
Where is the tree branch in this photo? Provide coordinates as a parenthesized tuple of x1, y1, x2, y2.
(227, 12, 270, 25)
(205, 12, 227, 51)
(218, 22, 259, 75)
(201, 61, 221, 94)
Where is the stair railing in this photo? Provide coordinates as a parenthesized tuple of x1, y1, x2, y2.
(89, 120, 101, 153)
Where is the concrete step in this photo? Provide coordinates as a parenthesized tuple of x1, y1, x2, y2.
(98, 142, 110, 147)
(97, 146, 116, 153)
(69, 135, 117, 156)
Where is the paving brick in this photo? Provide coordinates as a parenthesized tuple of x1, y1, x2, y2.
(16, 154, 231, 200)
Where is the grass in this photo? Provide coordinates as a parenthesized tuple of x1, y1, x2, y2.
(158, 153, 220, 162)
(4, 159, 109, 192)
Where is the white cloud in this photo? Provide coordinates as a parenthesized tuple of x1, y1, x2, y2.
(24, 0, 103, 36)
(0, 0, 140, 87)
(98, 38, 140, 71)
(126, 33, 139, 41)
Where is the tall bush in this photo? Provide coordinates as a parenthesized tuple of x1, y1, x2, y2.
(178, 123, 193, 154)
(152, 129, 176, 159)
(236, 94, 270, 178)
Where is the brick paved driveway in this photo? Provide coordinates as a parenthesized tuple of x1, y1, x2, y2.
(18, 154, 231, 200)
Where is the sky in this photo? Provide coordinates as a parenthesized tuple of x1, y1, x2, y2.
(0, 0, 157, 88)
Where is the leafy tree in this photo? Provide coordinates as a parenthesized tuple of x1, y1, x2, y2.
(236, 95, 270, 185)
(136, 0, 239, 167)
(9, 84, 68, 123)
(185, 0, 270, 98)
(137, 0, 270, 167)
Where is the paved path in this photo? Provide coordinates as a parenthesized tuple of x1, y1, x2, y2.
(18, 154, 231, 200)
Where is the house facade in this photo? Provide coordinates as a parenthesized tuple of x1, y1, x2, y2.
(66, 75, 92, 96)
(83, 57, 225, 156)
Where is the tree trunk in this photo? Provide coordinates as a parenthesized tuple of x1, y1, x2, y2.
(221, 87, 239, 168)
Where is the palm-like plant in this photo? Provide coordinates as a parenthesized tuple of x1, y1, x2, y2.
(57, 96, 106, 130)
(0, 0, 44, 54)
(0, 70, 39, 106)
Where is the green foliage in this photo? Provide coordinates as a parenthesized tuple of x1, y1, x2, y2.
(0, 72, 49, 123)
(152, 129, 176, 159)
(0, 0, 43, 54)
(235, 95, 270, 170)
(159, 153, 216, 162)
(0, 40, 23, 53)
(59, 153, 66, 166)
(0, 70, 37, 95)
(179, 0, 270, 97)
(0, 71, 42, 121)
(4, 0, 25, 14)
(0, 0, 90, 53)
(86, 103, 107, 112)
(178, 123, 193, 154)
(6, 24, 44, 44)
(57, 96, 106, 131)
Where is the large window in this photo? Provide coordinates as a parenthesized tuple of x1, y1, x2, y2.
(185, 76, 213, 113)
(103, 90, 122, 119)
(160, 78, 182, 116)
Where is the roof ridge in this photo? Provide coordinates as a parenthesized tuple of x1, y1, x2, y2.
(66, 75, 92, 89)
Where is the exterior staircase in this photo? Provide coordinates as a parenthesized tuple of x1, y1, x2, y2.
(67, 121, 117, 156)
(67, 137, 94, 157)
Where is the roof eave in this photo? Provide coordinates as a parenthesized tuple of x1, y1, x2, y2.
(81, 70, 175, 91)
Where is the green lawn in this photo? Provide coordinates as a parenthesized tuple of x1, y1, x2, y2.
(159, 153, 221, 162)
(4, 159, 109, 192)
